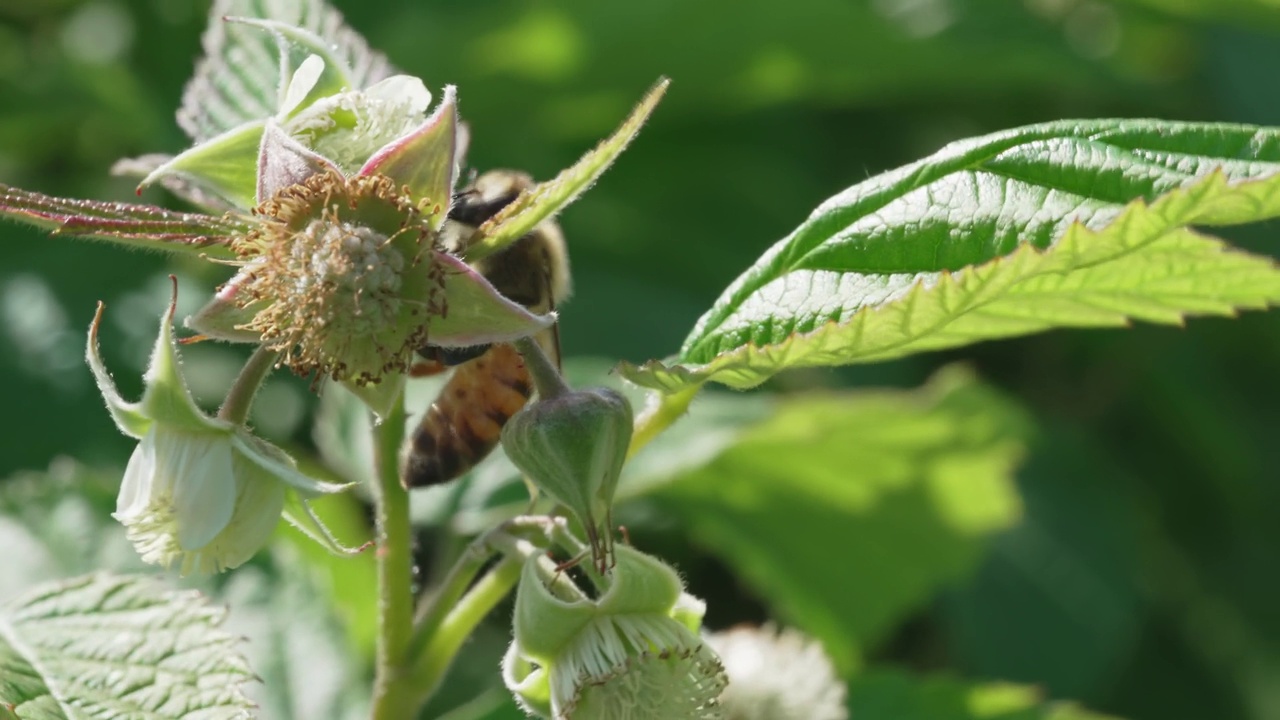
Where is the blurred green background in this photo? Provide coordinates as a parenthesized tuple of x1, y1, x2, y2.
(2, 0, 1279, 718)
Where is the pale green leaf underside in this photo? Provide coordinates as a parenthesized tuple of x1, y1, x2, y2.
(179, 0, 395, 143)
(0, 574, 254, 720)
(655, 367, 1027, 670)
(620, 121, 1280, 392)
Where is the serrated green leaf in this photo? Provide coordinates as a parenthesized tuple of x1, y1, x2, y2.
(619, 121, 1280, 392)
(0, 574, 255, 719)
(849, 671, 1122, 720)
(0, 182, 247, 257)
(653, 367, 1028, 670)
(179, 0, 395, 143)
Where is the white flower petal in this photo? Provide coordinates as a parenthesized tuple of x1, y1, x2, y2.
(363, 75, 431, 115)
(115, 429, 158, 517)
(280, 54, 327, 117)
(166, 431, 237, 550)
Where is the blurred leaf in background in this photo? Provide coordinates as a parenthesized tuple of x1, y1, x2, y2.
(2, 1, 1280, 719)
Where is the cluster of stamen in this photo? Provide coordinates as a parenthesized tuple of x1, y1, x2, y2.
(231, 172, 443, 384)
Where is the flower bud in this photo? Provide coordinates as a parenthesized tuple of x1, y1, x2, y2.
(500, 387, 633, 564)
(87, 281, 349, 574)
(504, 545, 727, 719)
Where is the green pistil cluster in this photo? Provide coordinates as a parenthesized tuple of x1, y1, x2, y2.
(232, 172, 442, 384)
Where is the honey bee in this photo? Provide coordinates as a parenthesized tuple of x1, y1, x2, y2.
(399, 170, 571, 489)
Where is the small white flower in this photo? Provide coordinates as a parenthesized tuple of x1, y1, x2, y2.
(706, 625, 848, 720)
(87, 281, 349, 574)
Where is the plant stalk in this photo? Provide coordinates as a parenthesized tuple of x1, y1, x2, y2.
(514, 336, 570, 399)
(216, 346, 277, 425)
(408, 557, 522, 707)
(369, 397, 417, 720)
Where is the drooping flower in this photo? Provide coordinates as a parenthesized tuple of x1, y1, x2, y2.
(87, 280, 350, 574)
(504, 545, 727, 719)
(705, 624, 847, 720)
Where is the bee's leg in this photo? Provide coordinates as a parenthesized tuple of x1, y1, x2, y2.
(437, 345, 492, 365)
(409, 359, 448, 378)
(411, 344, 493, 377)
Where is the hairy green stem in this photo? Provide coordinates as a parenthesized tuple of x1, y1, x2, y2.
(405, 517, 580, 693)
(369, 398, 416, 720)
(408, 557, 522, 706)
(407, 531, 497, 665)
(215, 346, 277, 425)
(514, 336, 570, 399)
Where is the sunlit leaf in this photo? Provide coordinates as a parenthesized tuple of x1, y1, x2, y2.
(620, 121, 1280, 392)
(0, 462, 373, 720)
(0, 182, 247, 257)
(651, 367, 1028, 670)
(0, 574, 255, 719)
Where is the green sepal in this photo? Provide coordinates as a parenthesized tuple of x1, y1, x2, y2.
(359, 84, 458, 230)
(502, 642, 553, 719)
(513, 556, 596, 666)
(136, 281, 225, 435)
(84, 303, 151, 440)
(594, 545, 684, 618)
(138, 119, 266, 211)
(513, 545, 684, 665)
(281, 491, 369, 557)
(466, 77, 669, 262)
(430, 251, 557, 348)
(256, 121, 342, 204)
(185, 273, 263, 343)
(0, 182, 244, 257)
(231, 432, 352, 497)
(341, 372, 408, 422)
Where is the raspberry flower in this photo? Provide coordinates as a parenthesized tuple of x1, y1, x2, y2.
(503, 544, 727, 719)
(2, 2, 665, 408)
(87, 281, 350, 574)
